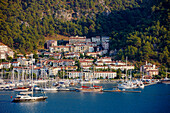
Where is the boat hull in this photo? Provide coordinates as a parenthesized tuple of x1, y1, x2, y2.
(161, 81, 170, 84)
(77, 88, 102, 92)
(118, 84, 137, 89)
(13, 88, 29, 92)
(12, 96, 48, 103)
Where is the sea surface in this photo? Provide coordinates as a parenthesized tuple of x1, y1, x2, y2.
(0, 83, 170, 113)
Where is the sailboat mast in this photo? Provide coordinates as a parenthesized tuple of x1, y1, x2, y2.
(1, 69, 3, 78)
(166, 68, 167, 79)
(63, 65, 64, 80)
(81, 66, 83, 86)
(18, 70, 19, 83)
(93, 66, 95, 86)
(126, 56, 128, 82)
(12, 69, 14, 83)
(31, 54, 33, 97)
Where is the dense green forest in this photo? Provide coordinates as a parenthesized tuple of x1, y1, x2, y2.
(0, 0, 169, 67)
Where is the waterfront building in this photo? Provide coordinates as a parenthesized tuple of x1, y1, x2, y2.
(109, 64, 134, 71)
(68, 71, 117, 79)
(49, 67, 60, 76)
(140, 61, 159, 77)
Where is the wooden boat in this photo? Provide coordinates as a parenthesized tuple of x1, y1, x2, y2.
(161, 79, 170, 84)
(13, 87, 29, 92)
(76, 85, 103, 92)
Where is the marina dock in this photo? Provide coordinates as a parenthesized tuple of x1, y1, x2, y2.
(103, 90, 141, 93)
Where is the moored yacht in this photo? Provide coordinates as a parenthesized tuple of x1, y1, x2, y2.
(118, 57, 137, 89)
(12, 91, 47, 102)
(76, 85, 103, 92)
(161, 78, 170, 84)
(118, 81, 137, 89)
(13, 87, 30, 92)
(43, 87, 57, 91)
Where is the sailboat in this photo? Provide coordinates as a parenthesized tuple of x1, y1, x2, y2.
(76, 66, 103, 92)
(56, 65, 72, 91)
(161, 68, 170, 84)
(118, 57, 137, 89)
(43, 79, 57, 91)
(12, 54, 48, 102)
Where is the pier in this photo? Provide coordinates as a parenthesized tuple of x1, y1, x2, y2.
(102, 90, 141, 93)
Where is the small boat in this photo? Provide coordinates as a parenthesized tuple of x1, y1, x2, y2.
(118, 81, 137, 89)
(43, 87, 57, 91)
(57, 87, 71, 91)
(13, 87, 30, 92)
(12, 92, 47, 103)
(161, 78, 170, 84)
(76, 85, 103, 92)
(34, 87, 43, 91)
(137, 82, 145, 88)
(134, 80, 145, 89)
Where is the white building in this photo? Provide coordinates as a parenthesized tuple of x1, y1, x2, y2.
(109, 65, 134, 71)
(0, 42, 14, 59)
(101, 36, 110, 43)
(140, 61, 159, 76)
(97, 57, 112, 62)
(2, 62, 11, 69)
(11, 62, 20, 67)
(68, 71, 117, 79)
(91, 36, 101, 45)
(49, 67, 61, 76)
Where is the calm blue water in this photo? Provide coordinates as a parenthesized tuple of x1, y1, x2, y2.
(0, 84, 170, 113)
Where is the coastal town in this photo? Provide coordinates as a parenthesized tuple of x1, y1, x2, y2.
(0, 36, 160, 82)
(0, 0, 169, 112)
(1, 35, 168, 95)
(0, 35, 169, 103)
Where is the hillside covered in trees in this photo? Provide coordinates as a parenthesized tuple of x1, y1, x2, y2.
(0, 0, 169, 67)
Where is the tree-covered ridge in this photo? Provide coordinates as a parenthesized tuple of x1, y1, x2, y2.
(0, 0, 169, 66)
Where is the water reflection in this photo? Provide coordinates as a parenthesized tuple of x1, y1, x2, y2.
(18, 101, 47, 112)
